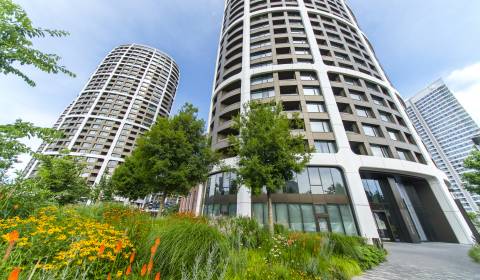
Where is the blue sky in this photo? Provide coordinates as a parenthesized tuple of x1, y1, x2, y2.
(1, 0, 479, 130)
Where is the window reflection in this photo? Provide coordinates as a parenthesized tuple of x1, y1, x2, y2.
(251, 202, 358, 235)
(285, 167, 347, 195)
(205, 171, 238, 197)
(362, 179, 385, 204)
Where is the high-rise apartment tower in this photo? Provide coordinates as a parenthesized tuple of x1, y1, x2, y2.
(180, 0, 473, 244)
(406, 79, 480, 212)
(25, 44, 180, 185)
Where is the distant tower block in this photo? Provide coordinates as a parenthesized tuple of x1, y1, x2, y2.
(25, 44, 180, 185)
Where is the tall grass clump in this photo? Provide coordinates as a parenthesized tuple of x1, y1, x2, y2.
(153, 217, 229, 280)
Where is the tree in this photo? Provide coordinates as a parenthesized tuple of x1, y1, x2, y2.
(35, 152, 90, 205)
(0, 0, 75, 86)
(0, 119, 60, 182)
(90, 170, 116, 203)
(230, 102, 312, 234)
(463, 150, 480, 195)
(112, 103, 218, 215)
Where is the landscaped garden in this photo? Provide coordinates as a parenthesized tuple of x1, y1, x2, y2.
(0, 201, 386, 280)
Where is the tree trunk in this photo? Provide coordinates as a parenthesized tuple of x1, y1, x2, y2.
(158, 193, 166, 217)
(267, 190, 274, 235)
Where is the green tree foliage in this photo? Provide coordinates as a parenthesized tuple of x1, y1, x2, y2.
(35, 152, 90, 205)
(0, 119, 60, 181)
(112, 103, 218, 214)
(90, 170, 116, 203)
(229, 102, 312, 234)
(0, 0, 75, 86)
(463, 150, 480, 195)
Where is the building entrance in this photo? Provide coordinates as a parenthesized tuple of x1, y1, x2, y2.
(361, 171, 458, 243)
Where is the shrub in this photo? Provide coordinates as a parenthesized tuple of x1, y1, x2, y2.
(470, 246, 480, 263)
(356, 245, 387, 270)
(0, 179, 55, 219)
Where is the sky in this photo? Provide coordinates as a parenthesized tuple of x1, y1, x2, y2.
(1, 0, 480, 170)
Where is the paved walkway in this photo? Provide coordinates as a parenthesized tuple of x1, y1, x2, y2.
(355, 242, 480, 280)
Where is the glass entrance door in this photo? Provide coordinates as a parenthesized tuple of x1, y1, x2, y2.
(316, 216, 329, 232)
(373, 211, 394, 241)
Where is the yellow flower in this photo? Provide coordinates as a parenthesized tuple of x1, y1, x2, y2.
(57, 234, 67, 241)
(116, 271, 123, 278)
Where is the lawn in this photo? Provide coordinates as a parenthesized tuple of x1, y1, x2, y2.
(0, 203, 386, 279)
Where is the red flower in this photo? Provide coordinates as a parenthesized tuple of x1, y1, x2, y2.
(155, 272, 161, 280)
(125, 265, 132, 276)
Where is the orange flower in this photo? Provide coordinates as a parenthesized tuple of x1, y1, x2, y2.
(3, 230, 20, 261)
(150, 238, 161, 255)
(140, 264, 147, 276)
(98, 244, 106, 256)
(125, 265, 132, 276)
(129, 252, 136, 264)
(107, 273, 111, 280)
(7, 230, 19, 245)
(114, 240, 123, 254)
(8, 268, 21, 280)
(155, 272, 161, 280)
(147, 259, 154, 274)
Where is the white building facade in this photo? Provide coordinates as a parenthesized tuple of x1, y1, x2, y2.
(25, 44, 179, 185)
(181, 0, 474, 244)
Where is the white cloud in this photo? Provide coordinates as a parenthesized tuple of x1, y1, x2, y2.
(446, 62, 480, 126)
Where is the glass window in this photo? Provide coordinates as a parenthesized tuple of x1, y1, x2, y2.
(363, 124, 381, 137)
(380, 112, 392, 122)
(285, 174, 299, 193)
(308, 167, 323, 194)
(252, 203, 264, 225)
(331, 168, 346, 195)
(340, 205, 357, 236)
(310, 120, 331, 132)
(370, 145, 390, 158)
(356, 107, 371, 117)
(303, 86, 321, 96)
(306, 102, 325, 113)
(388, 130, 398, 141)
(228, 204, 237, 216)
(318, 218, 329, 232)
(314, 141, 337, 153)
(314, 204, 327, 214)
(251, 88, 275, 100)
(215, 173, 223, 195)
(288, 204, 303, 231)
(251, 74, 273, 85)
(350, 92, 364, 101)
(320, 168, 335, 194)
(397, 149, 412, 161)
(213, 204, 220, 216)
(301, 204, 316, 232)
(372, 97, 384, 106)
(300, 72, 317, 81)
(327, 205, 345, 234)
(297, 170, 311, 194)
(275, 204, 289, 228)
